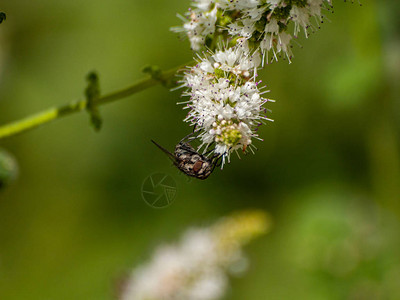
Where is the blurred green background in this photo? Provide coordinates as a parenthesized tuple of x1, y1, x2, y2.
(1, 1, 400, 299)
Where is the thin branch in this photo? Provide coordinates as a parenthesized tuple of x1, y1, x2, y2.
(0, 62, 191, 140)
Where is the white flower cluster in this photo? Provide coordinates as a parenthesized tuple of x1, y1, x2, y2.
(121, 210, 270, 300)
(173, 0, 333, 62)
(172, 5, 218, 51)
(180, 43, 273, 163)
(122, 229, 228, 300)
(172, 0, 336, 166)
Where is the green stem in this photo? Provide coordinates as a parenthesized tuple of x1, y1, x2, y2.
(0, 62, 191, 140)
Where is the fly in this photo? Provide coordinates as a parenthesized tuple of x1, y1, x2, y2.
(151, 134, 220, 180)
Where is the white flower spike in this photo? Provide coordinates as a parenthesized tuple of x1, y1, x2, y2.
(180, 44, 273, 166)
(121, 210, 271, 300)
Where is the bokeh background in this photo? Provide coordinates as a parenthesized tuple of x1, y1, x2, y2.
(1, 1, 400, 299)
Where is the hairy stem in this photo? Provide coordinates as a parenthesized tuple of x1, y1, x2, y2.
(0, 63, 190, 140)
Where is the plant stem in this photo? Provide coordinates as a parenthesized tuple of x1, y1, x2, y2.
(0, 63, 190, 140)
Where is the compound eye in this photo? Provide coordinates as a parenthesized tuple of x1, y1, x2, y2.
(193, 160, 203, 173)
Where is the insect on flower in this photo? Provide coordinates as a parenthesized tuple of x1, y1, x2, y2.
(151, 134, 220, 180)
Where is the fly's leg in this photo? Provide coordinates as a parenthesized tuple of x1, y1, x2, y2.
(210, 154, 223, 172)
(203, 142, 216, 156)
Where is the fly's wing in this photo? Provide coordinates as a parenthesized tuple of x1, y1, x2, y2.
(151, 140, 179, 166)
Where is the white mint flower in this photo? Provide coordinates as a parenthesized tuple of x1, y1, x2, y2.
(218, 0, 261, 11)
(180, 44, 272, 165)
(232, 0, 332, 63)
(260, 18, 293, 62)
(195, 0, 216, 11)
(172, 3, 218, 51)
(227, 17, 258, 39)
(173, 0, 333, 63)
(121, 210, 270, 300)
(290, 6, 311, 37)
